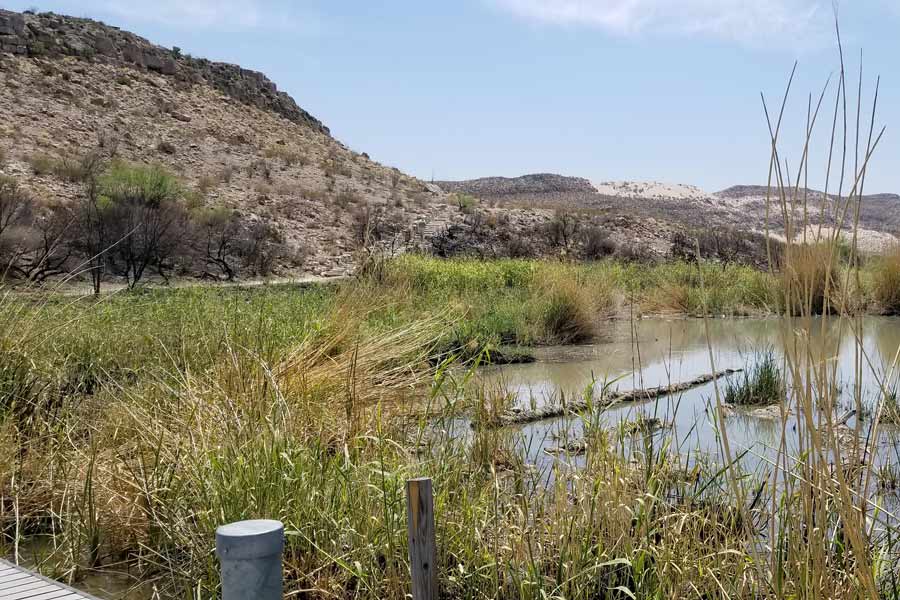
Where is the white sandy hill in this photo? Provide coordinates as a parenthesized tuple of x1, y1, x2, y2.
(590, 180, 710, 201)
(763, 225, 897, 254)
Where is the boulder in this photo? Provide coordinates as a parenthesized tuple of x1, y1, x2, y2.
(0, 11, 25, 36)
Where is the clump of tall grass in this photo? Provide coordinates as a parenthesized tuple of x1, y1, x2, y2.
(878, 388, 900, 425)
(723, 349, 784, 406)
(870, 244, 900, 314)
(385, 255, 535, 293)
(529, 265, 614, 344)
(638, 261, 777, 316)
(778, 242, 842, 315)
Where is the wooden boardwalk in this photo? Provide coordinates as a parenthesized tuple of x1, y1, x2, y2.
(0, 559, 98, 600)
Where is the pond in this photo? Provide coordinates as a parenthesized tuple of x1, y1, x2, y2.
(475, 316, 900, 477)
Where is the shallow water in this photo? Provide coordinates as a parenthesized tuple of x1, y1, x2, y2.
(476, 316, 900, 475)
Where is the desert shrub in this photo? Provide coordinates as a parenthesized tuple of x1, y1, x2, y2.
(157, 140, 177, 155)
(197, 174, 217, 195)
(54, 155, 95, 182)
(870, 245, 900, 314)
(25, 152, 95, 182)
(263, 144, 305, 166)
(545, 210, 580, 250)
(452, 193, 478, 213)
(301, 187, 328, 203)
(724, 349, 784, 406)
(26, 152, 56, 176)
(580, 226, 616, 259)
(335, 189, 362, 209)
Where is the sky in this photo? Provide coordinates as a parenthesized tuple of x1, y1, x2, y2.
(4, 0, 900, 193)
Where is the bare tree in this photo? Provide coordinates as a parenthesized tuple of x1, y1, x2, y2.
(237, 220, 284, 276)
(100, 163, 186, 288)
(6, 203, 75, 283)
(72, 157, 113, 294)
(0, 176, 32, 240)
(194, 208, 241, 280)
(545, 209, 580, 250)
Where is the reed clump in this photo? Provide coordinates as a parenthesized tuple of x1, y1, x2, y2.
(870, 244, 900, 314)
(778, 242, 842, 315)
(723, 349, 784, 406)
(528, 265, 614, 344)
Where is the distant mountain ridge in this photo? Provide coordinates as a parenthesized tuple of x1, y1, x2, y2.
(435, 173, 596, 197)
(437, 174, 900, 252)
(715, 185, 900, 203)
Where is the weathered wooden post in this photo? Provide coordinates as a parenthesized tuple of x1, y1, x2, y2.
(215, 519, 284, 600)
(406, 477, 437, 600)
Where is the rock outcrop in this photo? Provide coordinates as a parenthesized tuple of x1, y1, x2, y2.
(436, 173, 596, 197)
(0, 9, 327, 133)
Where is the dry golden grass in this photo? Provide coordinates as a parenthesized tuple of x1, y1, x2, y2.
(871, 244, 900, 314)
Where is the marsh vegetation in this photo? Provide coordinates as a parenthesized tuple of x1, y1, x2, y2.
(4, 22, 900, 600)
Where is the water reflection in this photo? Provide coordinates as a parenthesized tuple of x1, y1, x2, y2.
(477, 316, 900, 472)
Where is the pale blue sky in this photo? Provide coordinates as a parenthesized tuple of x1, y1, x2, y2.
(5, 1, 900, 193)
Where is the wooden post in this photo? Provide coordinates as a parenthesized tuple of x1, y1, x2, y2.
(406, 477, 437, 600)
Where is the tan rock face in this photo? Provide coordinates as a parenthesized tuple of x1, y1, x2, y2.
(0, 51, 470, 276)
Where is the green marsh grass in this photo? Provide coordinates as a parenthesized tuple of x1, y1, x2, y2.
(723, 349, 785, 406)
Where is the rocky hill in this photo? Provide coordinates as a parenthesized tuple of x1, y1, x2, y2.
(2, 9, 895, 286)
(0, 10, 326, 133)
(437, 174, 900, 254)
(436, 174, 596, 197)
(0, 9, 543, 282)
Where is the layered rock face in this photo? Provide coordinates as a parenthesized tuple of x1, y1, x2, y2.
(0, 9, 327, 133)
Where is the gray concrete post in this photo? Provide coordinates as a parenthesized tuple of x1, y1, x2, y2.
(215, 519, 284, 600)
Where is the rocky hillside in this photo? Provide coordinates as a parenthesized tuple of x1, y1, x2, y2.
(0, 10, 326, 132)
(438, 174, 900, 254)
(3, 9, 894, 286)
(0, 9, 560, 283)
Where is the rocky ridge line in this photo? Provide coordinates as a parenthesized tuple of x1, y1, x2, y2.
(0, 9, 327, 134)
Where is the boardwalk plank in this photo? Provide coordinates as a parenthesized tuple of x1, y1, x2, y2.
(0, 560, 99, 600)
(0, 575, 34, 590)
(1, 581, 62, 595)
